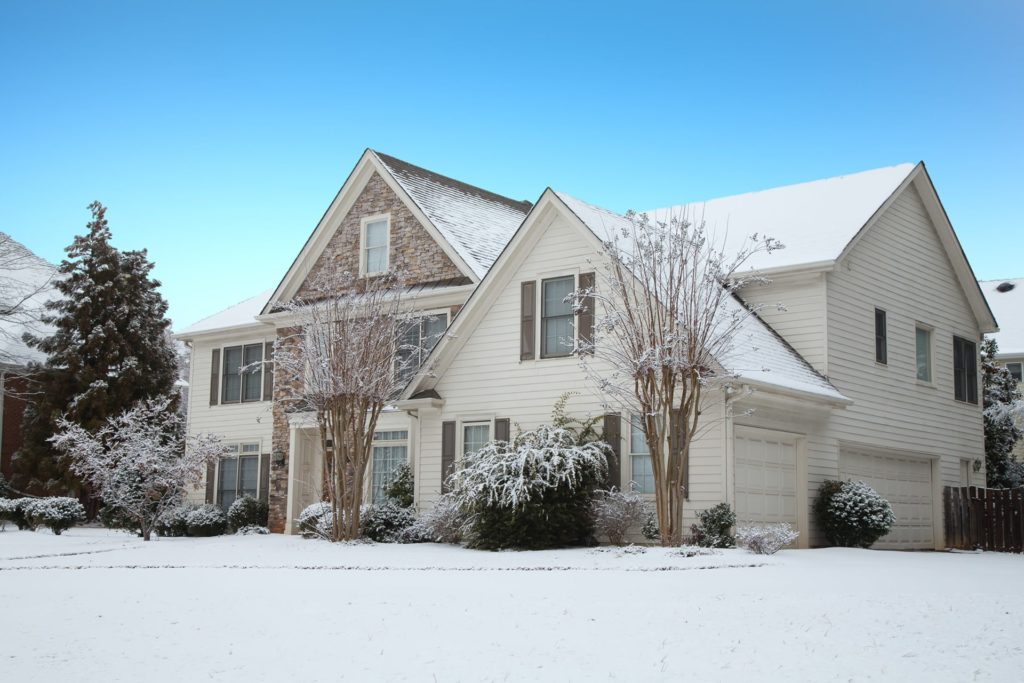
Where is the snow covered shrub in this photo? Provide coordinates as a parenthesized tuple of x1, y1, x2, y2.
(447, 426, 608, 550)
(736, 523, 799, 555)
(641, 511, 660, 541)
(410, 493, 467, 544)
(360, 501, 417, 543)
(676, 545, 719, 558)
(9, 498, 38, 530)
(691, 503, 736, 548)
(227, 496, 269, 531)
(155, 505, 194, 537)
(591, 488, 652, 545)
(382, 464, 415, 508)
(814, 480, 895, 548)
(298, 502, 334, 540)
(185, 504, 227, 537)
(0, 498, 16, 530)
(25, 497, 86, 535)
(236, 525, 269, 535)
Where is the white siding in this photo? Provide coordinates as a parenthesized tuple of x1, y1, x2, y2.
(738, 272, 828, 375)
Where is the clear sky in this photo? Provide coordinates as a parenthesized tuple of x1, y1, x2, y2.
(1, 1, 1021, 329)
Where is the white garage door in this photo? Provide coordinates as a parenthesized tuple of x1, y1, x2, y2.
(735, 431, 799, 527)
(839, 449, 933, 550)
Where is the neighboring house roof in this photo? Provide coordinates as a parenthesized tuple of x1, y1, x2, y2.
(979, 278, 1024, 356)
(373, 151, 532, 278)
(0, 233, 58, 367)
(176, 289, 274, 337)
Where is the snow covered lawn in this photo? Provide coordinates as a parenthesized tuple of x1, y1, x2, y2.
(2, 528, 1022, 681)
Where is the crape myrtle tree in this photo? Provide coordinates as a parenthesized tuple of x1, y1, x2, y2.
(981, 338, 1024, 488)
(50, 396, 227, 541)
(573, 209, 781, 546)
(12, 202, 179, 501)
(274, 268, 431, 541)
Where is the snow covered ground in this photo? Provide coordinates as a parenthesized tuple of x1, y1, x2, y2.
(2, 528, 1023, 681)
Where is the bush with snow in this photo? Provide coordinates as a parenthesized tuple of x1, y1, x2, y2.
(382, 463, 415, 508)
(227, 496, 269, 531)
(408, 493, 467, 544)
(736, 523, 799, 555)
(591, 488, 652, 545)
(155, 505, 195, 537)
(25, 497, 86, 535)
(0, 498, 16, 530)
(446, 426, 608, 550)
(360, 501, 418, 543)
(691, 502, 736, 548)
(236, 525, 269, 535)
(814, 480, 895, 548)
(186, 504, 227, 537)
(298, 502, 334, 540)
(9, 498, 38, 530)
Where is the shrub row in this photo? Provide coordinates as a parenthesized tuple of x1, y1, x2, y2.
(0, 497, 86, 535)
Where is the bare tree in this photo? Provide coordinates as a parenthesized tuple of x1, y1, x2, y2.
(49, 395, 227, 541)
(575, 210, 781, 545)
(0, 232, 57, 369)
(274, 269, 429, 541)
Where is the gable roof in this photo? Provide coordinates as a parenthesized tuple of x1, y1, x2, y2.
(176, 288, 274, 338)
(979, 278, 1023, 356)
(0, 233, 58, 367)
(264, 150, 531, 315)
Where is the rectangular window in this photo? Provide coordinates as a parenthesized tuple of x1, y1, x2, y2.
(915, 327, 932, 382)
(217, 442, 260, 510)
(1007, 362, 1023, 384)
(396, 313, 448, 384)
(371, 430, 409, 503)
(874, 308, 887, 364)
(953, 336, 978, 404)
(363, 218, 389, 275)
(541, 275, 574, 358)
(630, 415, 654, 494)
(221, 344, 263, 403)
(463, 422, 491, 456)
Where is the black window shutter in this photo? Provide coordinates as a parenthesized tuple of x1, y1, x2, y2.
(209, 349, 220, 406)
(520, 281, 536, 361)
(262, 341, 274, 402)
(578, 272, 595, 354)
(494, 418, 510, 443)
(259, 452, 271, 502)
(874, 309, 887, 364)
(966, 339, 978, 404)
(441, 421, 456, 493)
(205, 462, 216, 504)
(602, 413, 621, 490)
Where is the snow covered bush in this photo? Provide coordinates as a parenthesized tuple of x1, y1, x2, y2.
(155, 505, 194, 537)
(298, 502, 334, 540)
(409, 493, 467, 544)
(9, 498, 38, 530)
(227, 496, 269, 531)
(185, 504, 227, 537)
(814, 480, 895, 548)
(360, 501, 418, 543)
(591, 488, 652, 545)
(691, 503, 736, 548)
(736, 523, 799, 555)
(382, 464, 415, 508)
(25, 497, 85, 535)
(236, 525, 269, 535)
(446, 426, 608, 550)
(0, 498, 16, 530)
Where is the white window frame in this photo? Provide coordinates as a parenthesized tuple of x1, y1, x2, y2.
(629, 414, 655, 495)
(216, 441, 263, 508)
(360, 213, 391, 276)
(458, 417, 494, 458)
(369, 429, 410, 503)
(537, 271, 578, 360)
(915, 323, 933, 384)
(218, 341, 266, 405)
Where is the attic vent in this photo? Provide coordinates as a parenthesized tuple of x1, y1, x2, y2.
(996, 282, 1016, 293)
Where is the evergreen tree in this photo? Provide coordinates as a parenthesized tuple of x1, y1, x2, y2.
(981, 338, 1024, 488)
(10, 202, 179, 500)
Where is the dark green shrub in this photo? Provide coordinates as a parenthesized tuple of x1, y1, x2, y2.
(26, 497, 86, 535)
(227, 496, 269, 531)
(11, 499, 37, 530)
(155, 505, 194, 537)
(185, 504, 227, 537)
(382, 464, 415, 508)
(360, 501, 417, 542)
(691, 502, 736, 548)
(99, 505, 142, 536)
(814, 479, 895, 548)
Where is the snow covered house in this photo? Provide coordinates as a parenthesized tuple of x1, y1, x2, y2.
(179, 152, 996, 549)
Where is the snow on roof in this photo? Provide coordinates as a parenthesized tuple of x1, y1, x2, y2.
(555, 192, 848, 403)
(373, 151, 532, 278)
(176, 289, 274, 337)
(644, 164, 916, 272)
(0, 233, 59, 367)
(980, 278, 1024, 357)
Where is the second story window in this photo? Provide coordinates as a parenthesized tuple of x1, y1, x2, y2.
(915, 326, 932, 382)
(222, 343, 264, 403)
(875, 308, 887, 364)
(1007, 362, 1023, 384)
(541, 275, 574, 358)
(396, 313, 448, 384)
(362, 216, 389, 275)
(953, 336, 978, 404)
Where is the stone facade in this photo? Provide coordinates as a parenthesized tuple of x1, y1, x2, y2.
(267, 326, 301, 533)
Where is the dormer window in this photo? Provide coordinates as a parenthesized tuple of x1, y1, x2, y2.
(362, 215, 390, 275)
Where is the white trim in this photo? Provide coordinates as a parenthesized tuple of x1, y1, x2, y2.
(457, 416, 494, 458)
(360, 213, 391, 277)
(914, 322, 934, 385)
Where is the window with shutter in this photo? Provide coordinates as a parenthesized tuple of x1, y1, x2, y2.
(874, 308, 887, 364)
(953, 336, 978, 404)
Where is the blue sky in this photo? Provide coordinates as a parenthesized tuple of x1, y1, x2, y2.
(1, 1, 1021, 329)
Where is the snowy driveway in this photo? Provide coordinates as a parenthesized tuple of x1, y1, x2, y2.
(1, 528, 1022, 681)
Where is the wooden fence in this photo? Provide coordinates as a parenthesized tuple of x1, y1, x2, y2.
(943, 486, 1024, 552)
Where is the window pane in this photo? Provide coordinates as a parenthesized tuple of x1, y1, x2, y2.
(365, 220, 388, 247)
(222, 346, 242, 402)
(366, 246, 387, 273)
(218, 458, 238, 509)
(631, 453, 655, 494)
(242, 344, 263, 401)
(373, 430, 409, 441)
(239, 455, 259, 498)
(542, 316, 573, 357)
(371, 444, 407, 503)
(915, 328, 931, 382)
(463, 424, 490, 455)
(542, 277, 574, 317)
(630, 415, 649, 455)
(1009, 363, 1023, 383)
(423, 314, 447, 351)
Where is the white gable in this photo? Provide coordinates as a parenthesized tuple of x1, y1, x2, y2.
(980, 278, 1024, 356)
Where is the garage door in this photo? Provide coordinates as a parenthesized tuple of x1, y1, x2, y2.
(839, 449, 933, 550)
(735, 431, 799, 527)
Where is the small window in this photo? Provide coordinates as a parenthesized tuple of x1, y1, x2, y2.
(953, 336, 978, 404)
(915, 327, 932, 382)
(630, 415, 654, 494)
(363, 217, 389, 275)
(463, 422, 491, 456)
(217, 442, 260, 510)
(874, 308, 887, 364)
(1007, 362, 1023, 384)
(371, 430, 409, 503)
(541, 275, 574, 358)
(222, 344, 264, 403)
